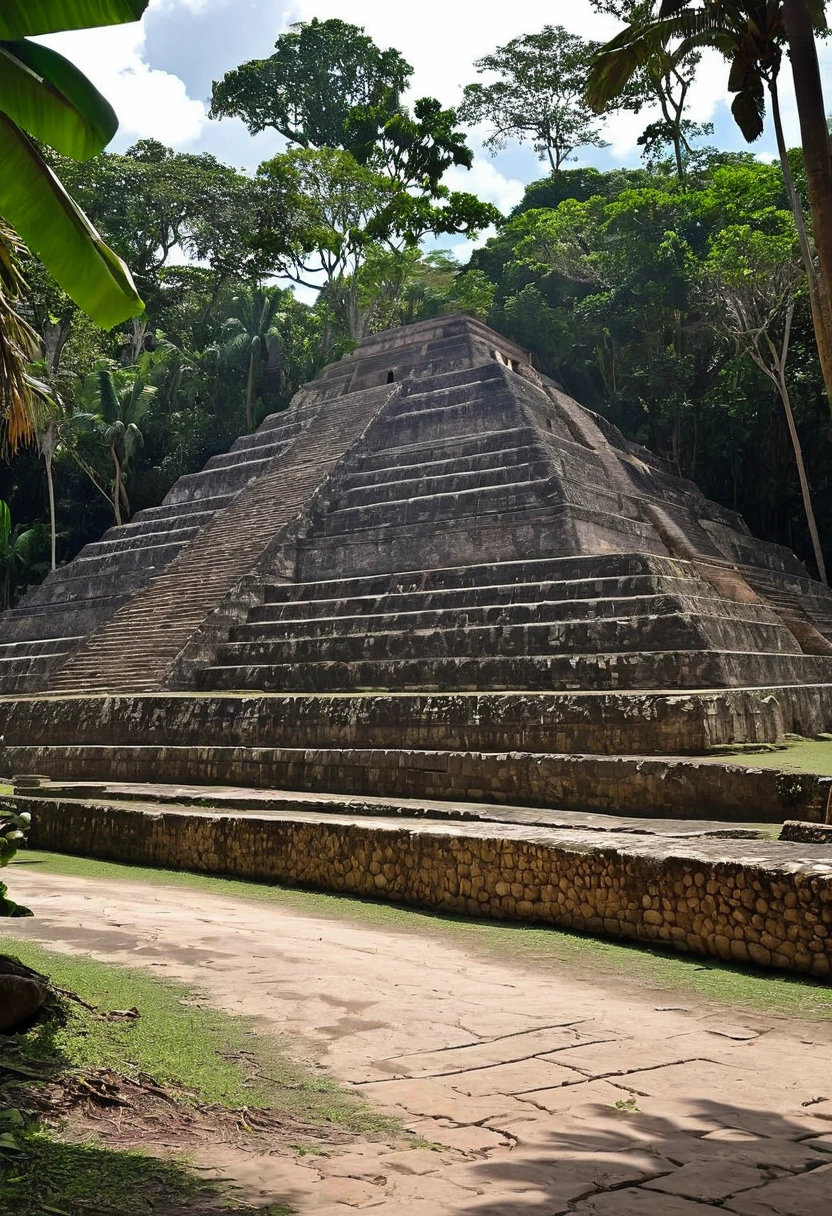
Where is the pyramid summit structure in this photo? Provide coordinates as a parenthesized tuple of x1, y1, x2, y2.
(2, 312, 832, 704)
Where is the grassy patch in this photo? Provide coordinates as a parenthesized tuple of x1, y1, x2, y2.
(0, 939, 398, 1215)
(13, 850, 832, 1023)
(0, 936, 394, 1135)
(0, 1133, 219, 1216)
(711, 735, 832, 775)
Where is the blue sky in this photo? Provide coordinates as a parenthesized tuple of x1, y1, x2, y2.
(38, 0, 829, 259)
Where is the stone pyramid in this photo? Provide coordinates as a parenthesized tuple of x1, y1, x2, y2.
(2, 312, 832, 704)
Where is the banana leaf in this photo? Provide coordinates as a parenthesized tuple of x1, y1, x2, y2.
(0, 1, 149, 38)
(0, 39, 117, 159)
(0, 113, 143, 327)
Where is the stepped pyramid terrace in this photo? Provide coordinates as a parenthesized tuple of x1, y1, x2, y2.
(2, 314, 832, 978)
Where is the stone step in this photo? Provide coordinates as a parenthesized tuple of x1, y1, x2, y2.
(316, 479, 555, 536)
(215, 612, 796, 668)
(134, 493, 235, 523)
(16, 787, 830, 976)
(79, 522, 201, 559)
(199, 648, 832, 694)
(382, 395, 518, 436)
(344, 443, 542, 487)
(203, 437, 293, 472)
(235, 592, 772, 640)
(257, 554, 704, 607)
(358, 426, 537, 471)
(337, 461, 551, 508)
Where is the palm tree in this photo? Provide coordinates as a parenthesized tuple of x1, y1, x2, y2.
(77, 368, 156, 526)
(0, 500, 41, 609)
(0, 223, 49, 452)
(220, 288, 285, 431)
(587, 0, 832, 417)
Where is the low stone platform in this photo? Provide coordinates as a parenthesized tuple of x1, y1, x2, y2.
(13, 782, 832, 979)
(3, 691, 832, 822)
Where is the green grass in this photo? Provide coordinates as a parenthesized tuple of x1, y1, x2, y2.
(0, 935, 395, 1134)
(711, 735, 832, 775)
(0, 938, 399, 1216)
(13, 850, 832, 1023)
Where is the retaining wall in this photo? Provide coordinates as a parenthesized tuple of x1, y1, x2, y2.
(22, 797, 832, 979)
(3, 743, 828, 821)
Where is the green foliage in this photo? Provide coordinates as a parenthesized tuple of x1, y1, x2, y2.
(0, 3, 146, 329)
(210, 16, 412, 149)
(255, 147, 497, 340)
(459, 25, 613, 172)
(0, 800, 31, 916)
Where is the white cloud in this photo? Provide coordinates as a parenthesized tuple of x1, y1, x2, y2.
(36, 1, 206, 148)
(445, 158, 526, 215)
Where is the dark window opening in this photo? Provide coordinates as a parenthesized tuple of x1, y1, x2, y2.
(386, 370, 395, 383)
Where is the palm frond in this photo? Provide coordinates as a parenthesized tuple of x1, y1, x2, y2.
(0, 222, 48, 453)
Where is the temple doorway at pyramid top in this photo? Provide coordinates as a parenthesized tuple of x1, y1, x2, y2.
(306, 313, 537, 398)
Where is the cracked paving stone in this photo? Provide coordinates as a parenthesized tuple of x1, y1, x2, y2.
(518, 1079, 634, 1112)
(358, 1078, 530, 1123)
(374, 1025, 603, 1079)
(406, 1119, 514, 1152)
(439, 1147, 674, 1204)
(643, 1160, 770, 1200)
(659, 1134, 829, 1172)
(571, 1188, 729, 1214)
(446, 1057, 583, 1097)
(722, 1163, 832, 1215)
(374, 1148, 450, 1175)
(802, 1134, 832, 1153)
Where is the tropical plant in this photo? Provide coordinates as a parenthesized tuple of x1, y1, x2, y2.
(0, 499, 41, 608)
(589, 0, 713, 180)
(0, 223, 49, 452)
(220, 289, 286, 431)
(76, 368, 156, 525)
(0, 0, 148, 449)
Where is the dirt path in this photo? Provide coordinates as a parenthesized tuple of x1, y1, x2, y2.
(5, 869, 832, 1215)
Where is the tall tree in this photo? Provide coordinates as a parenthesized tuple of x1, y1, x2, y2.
(707, 218, 827, 583)
(210, 18, 411, 149)
(458, 26, 611, 173)
(587, 0, 832, 417)
(589, 0, 712, 180)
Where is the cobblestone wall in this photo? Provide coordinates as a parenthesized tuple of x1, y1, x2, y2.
(24, 798, 832, 979)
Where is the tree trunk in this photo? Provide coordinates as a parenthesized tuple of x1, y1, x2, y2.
(781, 0, 832, 420)
(769, 71, 832, 418)
(45, 450, 56, 571)
(111, 446, 122, 528)
(245, 346, 256, 431)
(776, 364, 827, 584)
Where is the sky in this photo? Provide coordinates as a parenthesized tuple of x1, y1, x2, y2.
(36, 0, 832, 257)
